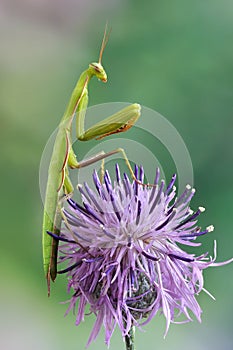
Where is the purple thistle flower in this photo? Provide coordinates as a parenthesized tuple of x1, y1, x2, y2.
(52, 165, 232, 347)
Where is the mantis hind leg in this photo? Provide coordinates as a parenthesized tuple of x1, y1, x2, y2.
(100, 159, 105, 183)
(46, 198, 63, 295)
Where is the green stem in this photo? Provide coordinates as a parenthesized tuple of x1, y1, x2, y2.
(124, 326, 135, 350)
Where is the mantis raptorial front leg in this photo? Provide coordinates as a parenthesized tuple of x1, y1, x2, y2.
(42, 26, 142, 295)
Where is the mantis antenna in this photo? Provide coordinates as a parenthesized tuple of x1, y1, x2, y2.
(99, 23, 112, 64)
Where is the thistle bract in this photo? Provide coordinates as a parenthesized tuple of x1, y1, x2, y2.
(51, 165, 231, 347)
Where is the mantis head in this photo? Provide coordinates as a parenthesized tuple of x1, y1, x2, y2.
(89, 62, 107, 82)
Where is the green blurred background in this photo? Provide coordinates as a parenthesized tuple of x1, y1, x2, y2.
(1, 1, 233, 349)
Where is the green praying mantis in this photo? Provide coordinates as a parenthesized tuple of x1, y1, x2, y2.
(42, 27, 142, 295)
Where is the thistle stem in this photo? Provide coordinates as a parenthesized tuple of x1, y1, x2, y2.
(125, 326, 135, 350)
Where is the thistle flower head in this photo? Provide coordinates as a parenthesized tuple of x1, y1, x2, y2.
(53, 165, 231, 347)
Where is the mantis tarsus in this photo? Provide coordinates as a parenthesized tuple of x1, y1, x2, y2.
(42, 27, 142, 296)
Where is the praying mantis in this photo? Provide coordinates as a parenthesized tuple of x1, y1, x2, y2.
(42, 27, 142, 295)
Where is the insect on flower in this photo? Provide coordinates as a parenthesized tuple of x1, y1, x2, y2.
(48, 164, 233, 347)
(42, 24, 141, 295)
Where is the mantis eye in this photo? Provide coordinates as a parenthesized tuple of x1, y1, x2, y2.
(90, 63, 101, 73)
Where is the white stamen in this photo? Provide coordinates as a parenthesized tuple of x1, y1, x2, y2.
(207, 225, 214, 232)
(186, 184, 191, 190)
(199, 206, 205, 212)
(172, 186, 176, 191)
